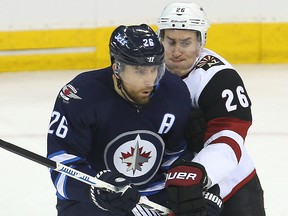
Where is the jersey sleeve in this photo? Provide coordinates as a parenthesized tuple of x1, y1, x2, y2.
(192, 68, 252, 186)
(47, 78, 97, 203)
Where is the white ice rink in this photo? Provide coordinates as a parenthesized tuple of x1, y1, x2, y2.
(0, 64, 287, 215)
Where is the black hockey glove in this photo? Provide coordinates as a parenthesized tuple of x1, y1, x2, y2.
(90, 170, 140, 215)
(185, 108, 207, 153)
(166, 159, 208, 216)
(204, 184, 224, 216)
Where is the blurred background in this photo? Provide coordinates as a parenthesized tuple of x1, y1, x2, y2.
(0, 0, 287, 215)
(0, 0, 287, 72)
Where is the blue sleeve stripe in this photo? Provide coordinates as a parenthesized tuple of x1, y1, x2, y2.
(48, 150, 66, 159)
(161, 145, 188, 170)
(161, 156, 178, 170)
(139, 180, 166, 196)
(56, 191, 67, 200)
(49, 151, 82, 165)
(54, 170, 69, 199)
(164, 144, 186, 156)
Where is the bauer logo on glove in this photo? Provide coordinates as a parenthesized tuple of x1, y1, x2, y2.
(166, 160, 207, 188)
(167, 168, 198, 181)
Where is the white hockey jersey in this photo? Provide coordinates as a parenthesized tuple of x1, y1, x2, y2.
(183, 48, 256, 201)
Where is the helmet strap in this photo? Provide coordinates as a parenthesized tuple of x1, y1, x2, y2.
(121, 84, 144, 109)
(113, 73, 143, 108)
(115, 74, 122, 89)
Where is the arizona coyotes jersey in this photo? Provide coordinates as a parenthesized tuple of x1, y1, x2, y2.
(183, 48, 255, 201)
(47, 67, 191, 204)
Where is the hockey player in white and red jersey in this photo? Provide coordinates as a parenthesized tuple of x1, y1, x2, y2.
(158, 1, 266, 215)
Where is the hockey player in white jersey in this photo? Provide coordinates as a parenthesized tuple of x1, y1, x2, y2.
(158, 1, 266, 215)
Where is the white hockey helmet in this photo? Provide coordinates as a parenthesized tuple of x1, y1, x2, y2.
(157, 1, 210, 45)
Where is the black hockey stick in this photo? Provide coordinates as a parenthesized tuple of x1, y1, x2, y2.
(0, 139, 171, 215)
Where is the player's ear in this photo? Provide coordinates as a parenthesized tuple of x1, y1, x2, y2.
(112, 62, 121, 79)
(112, 62, 117, 72)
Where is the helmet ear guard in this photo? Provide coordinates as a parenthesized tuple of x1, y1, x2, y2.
(113, 61, 122, 75)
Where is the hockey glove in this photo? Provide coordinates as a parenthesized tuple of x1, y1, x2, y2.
(166, 159, 208, 216)
(204, 184, 223, 216)
(90, 170, 140, 215)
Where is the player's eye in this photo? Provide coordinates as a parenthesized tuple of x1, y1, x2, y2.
(180, 40, 191, 47)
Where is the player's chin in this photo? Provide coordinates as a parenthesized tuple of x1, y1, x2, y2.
(135, 95, 150, 105)
(167, 63, 184, 73)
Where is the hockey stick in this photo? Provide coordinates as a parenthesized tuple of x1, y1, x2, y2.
(0, 139, 171, 215)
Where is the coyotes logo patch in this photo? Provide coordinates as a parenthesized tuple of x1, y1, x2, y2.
(196, 55, 224, 71)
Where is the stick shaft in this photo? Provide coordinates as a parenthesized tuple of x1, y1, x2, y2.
(0, 139, 171, 215)
(0, 138, 56, 169)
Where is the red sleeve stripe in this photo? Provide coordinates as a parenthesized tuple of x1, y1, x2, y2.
(205, 117, 251, 139)
(210, 136, 242, 161)
(203, 117, 252, 162)
(203, 129, 244, 162)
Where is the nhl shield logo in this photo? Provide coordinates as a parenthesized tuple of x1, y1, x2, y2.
(104, 130, 165, 185)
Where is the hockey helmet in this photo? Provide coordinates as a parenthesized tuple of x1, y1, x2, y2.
(109, 24, 165, 86)
(157, 1, 210, 45)
(109, 24, 164, 66)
